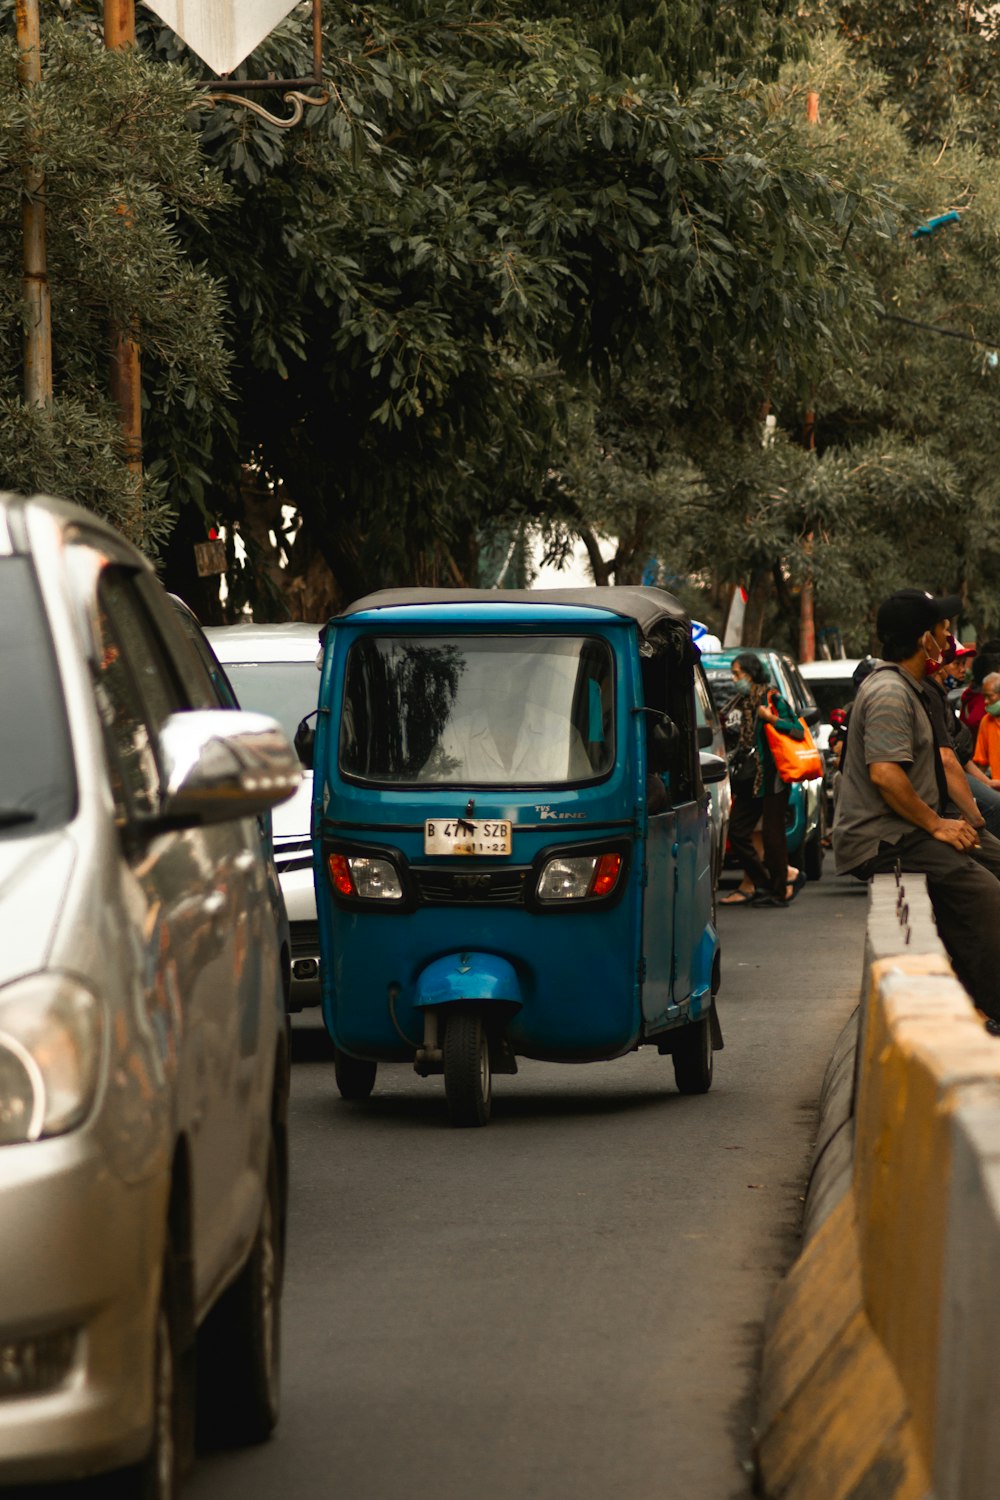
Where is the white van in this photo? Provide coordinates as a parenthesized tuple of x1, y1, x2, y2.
(207, 623, 324, 1009)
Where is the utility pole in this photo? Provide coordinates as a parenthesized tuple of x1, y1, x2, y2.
(104, 0, 143, 483)
(799, 89, 820, 664)
(17, 0, 52, 408)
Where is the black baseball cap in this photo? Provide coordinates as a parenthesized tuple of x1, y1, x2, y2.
(875, 588, 962, 643)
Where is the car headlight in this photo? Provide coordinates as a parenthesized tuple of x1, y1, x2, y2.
(536, 852, 623, 903)
(328, 853, 404, 902)
(0, 976, 104, 1146)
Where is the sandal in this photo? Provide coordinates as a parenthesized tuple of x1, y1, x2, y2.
(785, 871, 807, 902)
(720, 889, 756, 905)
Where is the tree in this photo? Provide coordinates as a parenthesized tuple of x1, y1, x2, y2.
(142, 1, 895, 615)
(0, 4, 231, 553)
(571, 20, 1000, 652)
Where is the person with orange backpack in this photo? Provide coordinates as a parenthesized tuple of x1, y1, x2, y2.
(724, 652, 809, 908)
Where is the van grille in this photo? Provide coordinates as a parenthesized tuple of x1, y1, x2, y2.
(291, 921, 320, 957)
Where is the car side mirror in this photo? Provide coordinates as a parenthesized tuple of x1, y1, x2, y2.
(647, 718, 680, 774)
(295, 711, 317, 770)
(158, 710, 302, 827)
(802, 705, 821, 729)
(697, 723, 713, 749)
(699, 752, 729, 785)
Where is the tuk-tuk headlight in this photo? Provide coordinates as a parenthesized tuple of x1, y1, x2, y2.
(536, 853, 623, 903)
(328, 853, 404, 902)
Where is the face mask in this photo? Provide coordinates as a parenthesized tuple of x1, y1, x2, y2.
(733, 678, 751, 697)
(923, 631, 944, 667)
(987, 700, 1000, 718)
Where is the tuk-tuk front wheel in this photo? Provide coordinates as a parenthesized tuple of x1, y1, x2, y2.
(443, 1010, 492, 1127)
(672, 1013, 714, 1095)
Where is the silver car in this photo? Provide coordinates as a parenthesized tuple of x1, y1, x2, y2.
(0, 494, 301, 1494)
(205, 624, 323, 1010)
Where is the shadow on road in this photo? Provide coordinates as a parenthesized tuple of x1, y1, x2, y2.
(289, 1023, 336, 1064)
(297, 1075, 693, 1133)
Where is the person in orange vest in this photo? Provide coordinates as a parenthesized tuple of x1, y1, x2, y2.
(973, 673, 1000, 778)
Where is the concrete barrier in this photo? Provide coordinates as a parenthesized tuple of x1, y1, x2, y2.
(755, 871, 1000, 1500)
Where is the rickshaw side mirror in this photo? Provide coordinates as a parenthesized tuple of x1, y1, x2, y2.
(294, 712, 317, 770)
(647, 718, 679, 774)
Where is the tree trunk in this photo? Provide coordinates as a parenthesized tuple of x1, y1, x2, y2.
(238, 478, 297, 620)
(579, 525, 612, 586)
(742, 567, 771, 646)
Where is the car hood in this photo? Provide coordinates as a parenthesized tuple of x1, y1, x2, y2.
(271, 774, 313, 841)
(0, 830, 76, 987)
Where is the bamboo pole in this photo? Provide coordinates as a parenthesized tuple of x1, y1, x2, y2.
(104, 0, 143, 480)
(799, 90, 820, 664)
(17, 0, 52, 408)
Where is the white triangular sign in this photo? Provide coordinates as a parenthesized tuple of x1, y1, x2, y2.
(142, 0, 301, 77)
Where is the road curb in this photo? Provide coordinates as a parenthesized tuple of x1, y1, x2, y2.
(755, 871, 1000, 1500)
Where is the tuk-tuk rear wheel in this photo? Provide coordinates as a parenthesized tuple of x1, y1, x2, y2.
(334, 1050, 377, 1101)
(672, 1013, 714, 1095)
(443, 1011, 492, 1127)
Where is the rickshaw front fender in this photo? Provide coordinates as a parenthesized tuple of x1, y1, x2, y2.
(413, 952, 523, 1011)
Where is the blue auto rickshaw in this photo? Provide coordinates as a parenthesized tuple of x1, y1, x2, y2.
(307, 587, 726, 1126)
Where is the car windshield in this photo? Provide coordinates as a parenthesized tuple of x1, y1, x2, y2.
(340, 634, 615, 786)
(0, 557, 76, 836)
(703, 668, 741, 717)
(221, 662, 320, 741)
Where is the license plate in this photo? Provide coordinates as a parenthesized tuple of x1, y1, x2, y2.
(424, 819, 512, 856)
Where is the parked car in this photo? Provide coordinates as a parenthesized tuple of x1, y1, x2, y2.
(0, 492, 301, 1495)
(206, 623, 323, 1010)
(169, 595, 292, 1010)
(694, 658, 732, 894)
(701, 646, 826, 880)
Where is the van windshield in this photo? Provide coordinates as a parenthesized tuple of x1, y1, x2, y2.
(806, 679, 855, 720)
(340, 635, 615, 786)
(222, 662, 319, 741)
(0, 558, 76, 837)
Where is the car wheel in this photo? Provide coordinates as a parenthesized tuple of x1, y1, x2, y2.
(196, 1137, 282, 1447)
(672, 1013, 714, 1095)
(804, 802, 825, 881)
(443, 1010, 492, 1127)
(112, 1243, 191, 1500)
(334, 1049, 377, 1101)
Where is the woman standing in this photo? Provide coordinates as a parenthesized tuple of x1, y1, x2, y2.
(721, 653, 805, 908)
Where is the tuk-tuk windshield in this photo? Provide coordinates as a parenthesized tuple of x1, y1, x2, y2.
(340, 634, 615, 786)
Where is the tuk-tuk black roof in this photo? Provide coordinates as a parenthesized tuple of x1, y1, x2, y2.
(339, 587, 690, 642)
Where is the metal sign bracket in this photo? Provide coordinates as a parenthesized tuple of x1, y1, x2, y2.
(199, 0, 328, 129)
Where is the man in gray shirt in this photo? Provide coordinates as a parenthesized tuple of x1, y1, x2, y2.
(833, 588, 1000, 1027)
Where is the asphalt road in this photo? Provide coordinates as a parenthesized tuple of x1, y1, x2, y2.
(186, 872, 868, 1500)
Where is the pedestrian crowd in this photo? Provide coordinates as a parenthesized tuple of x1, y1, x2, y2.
(829, 589, 1000, 1034)
(717, 587, 1000, 1035)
